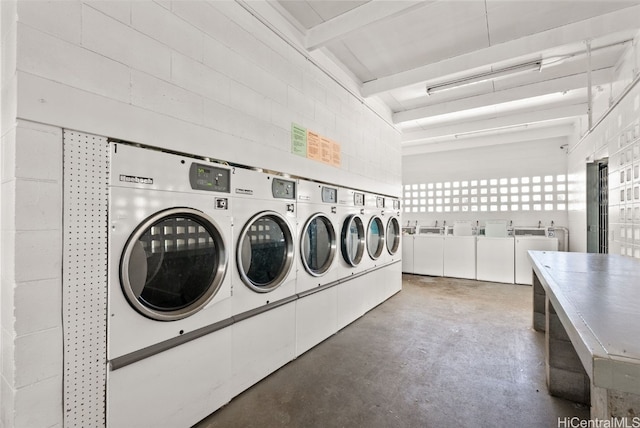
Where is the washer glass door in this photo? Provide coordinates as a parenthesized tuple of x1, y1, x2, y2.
(367, 216, 385, 259)
(386, 217, 400, 255)
(121, 208, 227, 321)
(238, 211, 294, 292)
(341, 215, 364, 266)
(301, 213, 336, 276)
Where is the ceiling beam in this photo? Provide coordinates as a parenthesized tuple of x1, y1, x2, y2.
(393, 67, 611, 124)
(402, 104, 587, 143)
(305, 0, 425, 51)
(402, 127, 573, 156)
(361, 4, 640, 97)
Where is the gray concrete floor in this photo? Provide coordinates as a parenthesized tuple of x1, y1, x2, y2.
(195, 275, 589, 427)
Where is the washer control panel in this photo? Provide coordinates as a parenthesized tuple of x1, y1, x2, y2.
(354, 192, 365, 206)
(189, 163, 230, 193)
(322, 186, 337, 203)
(272, 178, 296, 200)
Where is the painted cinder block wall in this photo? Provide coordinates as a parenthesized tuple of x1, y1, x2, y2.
(0, 2, 402, 427)
(567, 32, 640, 253)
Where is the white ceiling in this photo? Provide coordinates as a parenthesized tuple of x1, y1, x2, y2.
(268, 0, 640, 154)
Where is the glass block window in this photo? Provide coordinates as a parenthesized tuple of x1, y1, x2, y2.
(403, 175, 568, 213)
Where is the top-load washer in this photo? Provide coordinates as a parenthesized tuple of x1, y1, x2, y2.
(336, 186, 367, 278)
(296, 179, 339, 293)
(108, 143, 233, 361)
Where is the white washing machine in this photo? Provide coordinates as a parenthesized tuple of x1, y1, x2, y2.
(476, 236, 515, 283)
(229, 167, 297, 315)
(295, 179, 340, 293)
(228, 167, 297, 398)
(413, 227, 445, 276)
(335, 187, 368, 329)
(107, 143, 235, 428)
(401, 233, 414, 274)
(382, 197, 401, 266)
(514, 228, 559, 284)
(336, 186, 367, 278)
(294, 179, 339, 356)
(476, 220, 515, 284)
(108, 143, 233, 361)
(363, 192, 386, 271)
(443, 222, 477, 280)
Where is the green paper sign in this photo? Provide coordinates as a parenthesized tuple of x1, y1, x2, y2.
(291, 123, 307, 157)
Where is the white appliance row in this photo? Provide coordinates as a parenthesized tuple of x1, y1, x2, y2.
(106, 143, 402, 427)
(402, 227, 559, 284)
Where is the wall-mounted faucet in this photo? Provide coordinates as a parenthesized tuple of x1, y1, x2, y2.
(538, 220, 542, 228)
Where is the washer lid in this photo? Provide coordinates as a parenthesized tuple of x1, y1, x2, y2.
(301, 213, 336, 277)
(120, 208, 227, 321)
(237, 211, 295, 292)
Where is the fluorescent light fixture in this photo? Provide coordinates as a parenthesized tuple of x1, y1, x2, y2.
(426, 61, 541, 96)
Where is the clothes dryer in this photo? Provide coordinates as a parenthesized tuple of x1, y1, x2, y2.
(229, 167, 297, 315)
(295, 179, 340, 293)
(108, 143, 233, 362)
(382, 197, 401, 265)
(363, 193, 386, 271)
(335, 187, 368, 329)
(336, 186, 367, 278)
(294, 179, 340, 356)
(228, 167, 297, 396)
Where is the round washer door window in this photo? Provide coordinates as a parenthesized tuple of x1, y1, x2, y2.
(386, 217, 400, 255)
(237, 211, 294, 292)
(367, 216, 385, 260)
(301, 213, 337, 276)
(120, 208, 227, 321)
(341, 215, 365, 267)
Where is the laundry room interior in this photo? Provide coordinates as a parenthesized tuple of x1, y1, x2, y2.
(1, 1, 640, 427)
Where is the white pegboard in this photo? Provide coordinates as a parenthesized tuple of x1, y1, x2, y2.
(63, 130, 109, 428)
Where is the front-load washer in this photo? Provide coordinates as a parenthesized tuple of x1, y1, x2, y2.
(296, 179, 339, 293)
(363, 193, 386, 271)
(295, 179, 339, 356)
(336, 186, 367, 278)
(382, 196, 401, 266)
(229, 167, 297, 315)
(335, 187, 369, 329)
(108, 143, 233, 361)
(228, 167, 298, 398)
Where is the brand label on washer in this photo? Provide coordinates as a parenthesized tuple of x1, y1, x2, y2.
(120, 175, 153, 185)
(235, 188, 253, 195)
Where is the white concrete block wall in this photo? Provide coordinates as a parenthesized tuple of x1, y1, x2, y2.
(12, 1, 400, 194)
(1, 121, 63, 428)
(567, 31, 640, 253)
(1, 1, 401, 426)
(402, 137, 570, 228)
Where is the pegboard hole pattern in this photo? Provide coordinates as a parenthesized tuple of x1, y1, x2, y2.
(63, 130, 109, 428)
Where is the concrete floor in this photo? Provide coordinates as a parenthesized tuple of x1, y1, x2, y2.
(195, 275, 589, 427)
